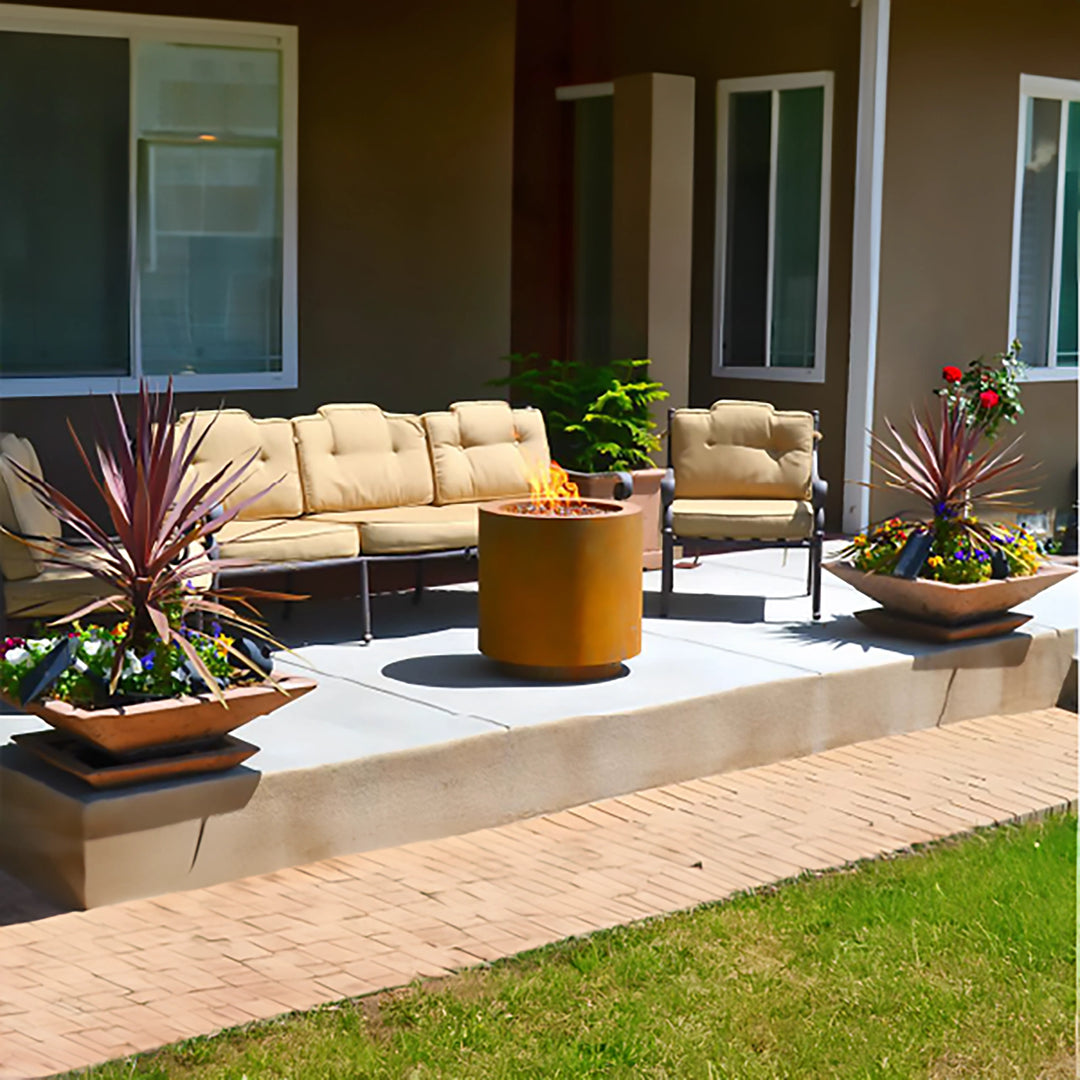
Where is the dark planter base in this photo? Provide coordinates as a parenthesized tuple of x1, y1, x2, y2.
(855, 607, 1032, 643)
(12, 730, 258, 788)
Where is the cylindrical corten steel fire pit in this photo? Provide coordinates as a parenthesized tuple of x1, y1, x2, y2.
(478, 497, 642, 680)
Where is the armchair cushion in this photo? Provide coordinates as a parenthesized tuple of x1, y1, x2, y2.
(423, 401, 549, 505)
(4, 566, 115, 619)
(671, 401, 813, 500)
(0, 433, 61, 581)
(312, 504, 478, 555)
(176, 410, 305, 521)
(294, 405, 435, 513)
(671, 498, 814, 542)
(214, 517, 360, 563)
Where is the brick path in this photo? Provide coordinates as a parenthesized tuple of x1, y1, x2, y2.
(0, 708, 1075, 1080)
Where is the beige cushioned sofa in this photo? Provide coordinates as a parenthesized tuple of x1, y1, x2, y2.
(660, 400, 827, 620)
(176, 399, 549, 640)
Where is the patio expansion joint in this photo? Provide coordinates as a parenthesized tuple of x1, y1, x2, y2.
(638, 626, 827, 676)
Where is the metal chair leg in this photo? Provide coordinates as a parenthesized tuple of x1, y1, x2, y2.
(806, 543, 814, 596)
(360, 560, 373, 644)
(412, 560, 425, 605)
(811, 534, 823, 621)
(660, 530, 674, 617)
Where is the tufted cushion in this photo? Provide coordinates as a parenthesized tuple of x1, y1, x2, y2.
(213, 517, 360, 563)
(293, 404, 435, 513)
(671, 401, 813, 500)
(0, 433, 61, 580)
(671, 498, 814, 541)
(422, 401, 549, 505)
(176, 410, 304, 521)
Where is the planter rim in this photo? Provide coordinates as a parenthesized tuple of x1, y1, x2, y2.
(19, 674, 316, 721)
(565, 466, 666, 479)
(823, 558, 1073, 591)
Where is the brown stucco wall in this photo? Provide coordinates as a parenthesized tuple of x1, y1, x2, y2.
(511, 0, 861, 526)
(0, 0, 516, 508)
(874, 0, 1080, 523)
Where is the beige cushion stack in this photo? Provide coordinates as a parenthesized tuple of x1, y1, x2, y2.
(669, 401, 816, 541)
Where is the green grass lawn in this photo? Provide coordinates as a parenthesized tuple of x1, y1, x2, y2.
(77, 814, 1076, 1080)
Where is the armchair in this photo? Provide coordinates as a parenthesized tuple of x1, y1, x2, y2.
(660, 401, 827, 620)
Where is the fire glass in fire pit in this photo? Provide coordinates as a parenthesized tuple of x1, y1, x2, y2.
(478, 464, 642, 680)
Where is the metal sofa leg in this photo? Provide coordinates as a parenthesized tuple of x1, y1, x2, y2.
(806, 543, 814, 596)
(360, 560, 373, 644)
(413, 560, 425, 605)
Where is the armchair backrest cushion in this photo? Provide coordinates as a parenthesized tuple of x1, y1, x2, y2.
(0, 433, 61, 580)
(422, 401, 549, 505)
(293, 404, 434, 513)
(176, 409, 305, 521)
(671, 401, 813, 500)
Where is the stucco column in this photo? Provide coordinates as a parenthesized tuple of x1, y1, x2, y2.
(611, 73, 695, 425)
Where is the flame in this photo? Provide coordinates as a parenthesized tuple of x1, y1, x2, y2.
(527, 460, 582, 513)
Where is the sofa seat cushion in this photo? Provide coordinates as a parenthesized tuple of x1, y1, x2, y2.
(423, 401, 549, 505)
(312, 505, 478, 555)
(214, 518, 360, 563)
(671, 498, 814, 542)
(4, 566, 116, 619)
(671, 401, 814, 500)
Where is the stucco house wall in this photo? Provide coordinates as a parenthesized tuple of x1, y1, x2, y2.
(873, 0, 1080, 524)
(0, 0, 516, 510)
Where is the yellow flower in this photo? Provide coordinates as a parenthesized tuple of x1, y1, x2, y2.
(214, 635, 234, 658)
(853, 534, 867, 546)
(113, 620, 129, 638)
(926, 555, 944, 568)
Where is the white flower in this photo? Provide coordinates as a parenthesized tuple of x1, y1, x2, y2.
(122, 650, 141, 679)
(4, 647, 28, 665)
(26, 638, 53, 652)
(81, 639, 105, 658)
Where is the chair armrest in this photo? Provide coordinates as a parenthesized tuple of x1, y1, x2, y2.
(661, 468, 676, 532)
(611, 471, 634, 500)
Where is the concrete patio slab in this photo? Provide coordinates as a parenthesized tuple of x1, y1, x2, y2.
(0, 546, 1074, 908)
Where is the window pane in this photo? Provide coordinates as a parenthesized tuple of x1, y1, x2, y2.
(137, 44, 282, 377)
(1056, 101, 1079, 368)
(723, 91, 771, 367)
(1016, 97, 1061, 367)
(771, 86, 823, 369)
(0, 31, 130, 378)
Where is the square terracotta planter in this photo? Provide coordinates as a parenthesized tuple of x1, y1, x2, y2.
(823, 559, 1074, 627)
(569, 468, 665, 570)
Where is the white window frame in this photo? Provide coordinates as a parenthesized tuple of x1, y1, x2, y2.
(713, 70, 833, 383)
(0, 2, 298, 398)
(1009, 73, 1080, 383)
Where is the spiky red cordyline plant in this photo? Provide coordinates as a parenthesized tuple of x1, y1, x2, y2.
(3, 380, 294, 701)
(870, 396, 1029, 519)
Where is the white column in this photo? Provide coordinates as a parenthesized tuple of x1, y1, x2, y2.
(843, 0, 891, 533)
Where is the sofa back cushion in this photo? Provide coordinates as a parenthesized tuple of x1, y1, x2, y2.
(293, 404, 434, 513)
(422, 401, 549, 505)
(176, 410, 304, 520)
(0, 433, 60, 580)
(671, 401, 813, 500)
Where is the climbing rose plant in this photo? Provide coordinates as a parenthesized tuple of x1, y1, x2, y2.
(937, 339, 1025, 440)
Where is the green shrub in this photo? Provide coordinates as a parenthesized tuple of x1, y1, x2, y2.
(491, 354, 668, 473)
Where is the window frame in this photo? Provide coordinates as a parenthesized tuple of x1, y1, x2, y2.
(1009, 74, 1080, 383)
(713, 70, 833, 384)
(0, 2, 298, 398)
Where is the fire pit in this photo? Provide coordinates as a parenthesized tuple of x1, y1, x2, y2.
(478, 465, 642, 680)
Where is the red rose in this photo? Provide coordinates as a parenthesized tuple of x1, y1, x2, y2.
(942, 365, 963, 383)
(979, 389, 1000, 408)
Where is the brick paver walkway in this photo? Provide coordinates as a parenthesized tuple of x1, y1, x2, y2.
(0, 708, 1075, 1079)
